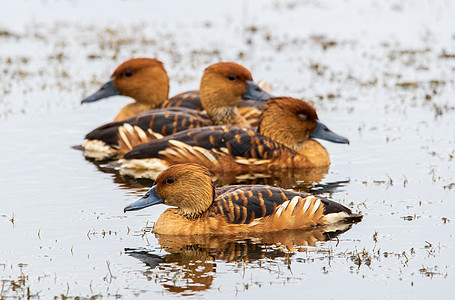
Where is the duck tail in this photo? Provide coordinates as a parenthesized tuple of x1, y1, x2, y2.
(344, 213, 363, 223)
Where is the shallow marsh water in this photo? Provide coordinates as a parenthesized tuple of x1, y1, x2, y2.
(1, 0, 454, 299)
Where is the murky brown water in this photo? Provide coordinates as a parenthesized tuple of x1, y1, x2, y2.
(1, 0, 454, 299)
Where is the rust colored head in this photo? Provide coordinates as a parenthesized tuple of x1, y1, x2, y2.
(124, 164, 215, 218)
(111, 58, 169, 105)
(258, 97, 319, 147)
(82, 58, 169, 107)
(199, 62, 272, 125)
(259, 97, 349, 149)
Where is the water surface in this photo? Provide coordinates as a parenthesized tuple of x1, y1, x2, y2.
(1, 0, 454, 299)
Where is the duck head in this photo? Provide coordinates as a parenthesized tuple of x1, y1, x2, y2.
(258, 97, 349, 150)
(124, 164, 214, 218)
(199, 62, 273, 125)
(81, 58, 169, 107)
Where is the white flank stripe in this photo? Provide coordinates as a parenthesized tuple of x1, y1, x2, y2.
(220, 147, 229, 154)
(186, 146, 198, 156)
(303, 198, 311, 212)
(289, 196, 300, 211)
(276, 207, 283, 216)
(175, 147, 187, 156)
(249, 218, 263, 227)
(134, 126, 147, 140)
(148, 129, 163, 139)
(123, 123, 134, 133)
(235, 158, 250, 165)
(161, 148, 178, 156)
(312, 198, 321, 214)
(200, 150, 217, 163)
(168, 140, 189, 156)
(281, 201, 290, 210)
(118, 129, 132, 150)
(168, 139, 187, 148)
(192, 146, 217, 163)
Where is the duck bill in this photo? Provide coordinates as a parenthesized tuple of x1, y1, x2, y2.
(81, 79, 120, 104)
(124, 186, 164, 212)
(242, 80, 274, 102)
(310, 120, 350, 144)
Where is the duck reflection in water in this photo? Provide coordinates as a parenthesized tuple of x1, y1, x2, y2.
(125, 223, 356, 295)
(82, 154, 334, 191)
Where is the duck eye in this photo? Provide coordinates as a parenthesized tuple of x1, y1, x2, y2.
(124, 70, 133, 78)
(166, 177, 175, 184)
(298, 113, 307, 121)
(228, 75, 236, 81)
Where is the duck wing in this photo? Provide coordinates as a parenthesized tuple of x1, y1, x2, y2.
(160, 90, 203, 111)
(85, 108, 210, 149)
(123, 125, 289, 161)
(211, 185, 361, 225)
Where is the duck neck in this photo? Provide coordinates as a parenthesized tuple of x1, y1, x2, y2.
(259, 123, 304, 149)
(133, 88, 168, 108)
(177, 185, 216, 220)
(208, 106, 248, 126)
(291, 139, 330, 167)
(200, 83, 248, 126)
(114, 102, 157, 121)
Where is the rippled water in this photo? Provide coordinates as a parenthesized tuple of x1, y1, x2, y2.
(1, 0, 454, 299)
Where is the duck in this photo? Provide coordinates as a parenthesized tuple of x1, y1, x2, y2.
(118, 96, 349, 174)
(124, 164, 362, 235)
(81, 62, 272, 158)
(82, 58, 171, 121)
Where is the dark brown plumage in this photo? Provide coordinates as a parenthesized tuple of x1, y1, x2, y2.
(159, 90, 204, 111)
